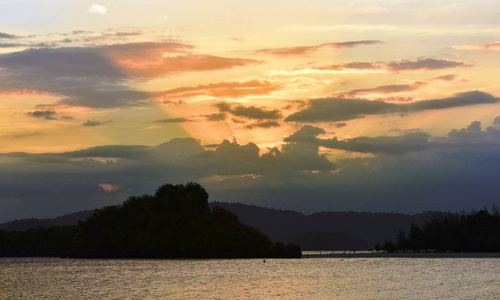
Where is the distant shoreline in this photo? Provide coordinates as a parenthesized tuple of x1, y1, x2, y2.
(304, 252, 500, 258)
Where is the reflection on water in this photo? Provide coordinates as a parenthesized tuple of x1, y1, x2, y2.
(2, 257, 499, 299)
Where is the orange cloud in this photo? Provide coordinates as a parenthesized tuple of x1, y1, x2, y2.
(102, 42, 261, 78)
(0, 89, 52, 98)
(98, 183, 119, 192)
(312, 62, 385, 71)
(154, 79, 280, 102)
(34, 104, 93, 113)
(116, 54, 260, 78)
(256, 40, 382, 57)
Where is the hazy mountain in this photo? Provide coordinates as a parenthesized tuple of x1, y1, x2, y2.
(210, 202, 442, 249)
(0, 210, 93, 231)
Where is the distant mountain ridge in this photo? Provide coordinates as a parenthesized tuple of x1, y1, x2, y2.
(0, 210, 94, 231)
(0, 202, 443, 249)
(210, 202, 444, 249)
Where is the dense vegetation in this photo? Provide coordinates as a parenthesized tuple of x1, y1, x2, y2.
(0, 183, 301, 258)
(380, 206, 500, 253)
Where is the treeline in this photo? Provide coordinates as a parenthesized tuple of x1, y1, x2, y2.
(380, 206, 500, 253)
(0, 183, 301, 259)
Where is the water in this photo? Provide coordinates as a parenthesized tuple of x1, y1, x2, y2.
(1, 257, 499, 299)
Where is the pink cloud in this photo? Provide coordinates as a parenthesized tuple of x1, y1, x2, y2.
(452, 41, 500, 51)
(256, 40, 382, 57)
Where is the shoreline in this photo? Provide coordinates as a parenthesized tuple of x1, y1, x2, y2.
(304, 252, 500, 258)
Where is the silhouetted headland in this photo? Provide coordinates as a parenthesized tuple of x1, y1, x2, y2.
(0, 183, 301, 259)
(379, 206, 500, 254)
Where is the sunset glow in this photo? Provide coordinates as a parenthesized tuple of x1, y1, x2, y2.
(1, 0, 500, 221)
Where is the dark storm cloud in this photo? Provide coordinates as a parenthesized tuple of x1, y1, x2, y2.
(286, 91, 500, 122)
(2, 118, 500, 221)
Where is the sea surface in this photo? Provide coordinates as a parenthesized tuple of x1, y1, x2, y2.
(1, 257, 499, 299)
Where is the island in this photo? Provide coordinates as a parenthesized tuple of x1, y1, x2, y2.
(0, 183, 301, 259)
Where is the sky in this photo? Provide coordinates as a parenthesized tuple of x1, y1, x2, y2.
(1, 0, 500, 222)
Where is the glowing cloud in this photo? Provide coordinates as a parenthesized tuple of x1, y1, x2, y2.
(256, 40, 382, 57)
(88, 4, 107, 15)
(98, 183, 119, 192)
(452, 41, 500, 51)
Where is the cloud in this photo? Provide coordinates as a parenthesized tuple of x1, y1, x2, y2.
(0, 43, 260, 108)
(256, 40, 382, 57)
(205, 113, 226, 121)
(245, 120, 281, 129)
(346, 81, 427, 97)
(434, 74, 457, 81)
(103, 42, 192, 59)
(98, 183, 119, 192)
(303, 58, 469, 74)
(82, 119, 110, 127)
(285, 98, 398, 122)
(286, 125, 432, 155)
(312, 62, 384, 72)
(3, 119, 500, 221)
(386, 58, 469, 71)
(452, 41, 500, 51)
(155, 117, 190, 123)
(0, 32, 20, 39)
(4, 132, 42, 139)
(217, 103, 282, 120)
(0, 42, 57, 48)
(0, 45, 151, 108)
(26, 111, 57, 120)
(65, 145, 151, 160)
(58, 89, 151, 109)
(88, 4, 107, 15)
(154, 79, 280, 102)
(286, 91, 500, 122)
(115, 54, 261, 78)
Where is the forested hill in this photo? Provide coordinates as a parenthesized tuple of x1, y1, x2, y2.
(0, 183, 301, 258)
(0, 200, 444, 251)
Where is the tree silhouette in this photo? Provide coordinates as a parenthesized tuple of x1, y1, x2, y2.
(0, 183, 301, 258)
(381, 206, 500, 252)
